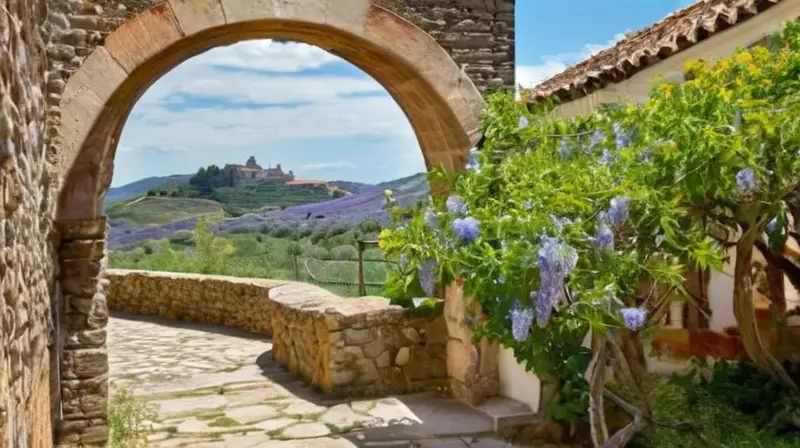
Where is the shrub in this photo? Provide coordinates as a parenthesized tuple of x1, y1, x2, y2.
(108, 386, 156, 447)
(309, 229, 327, 245)
(325, 223, 350, 239)
(271, 225, 295, 239)
(379, 22, 800, 444)
(331, 245, 358, 261)
(304, 245, 330, 260)
(359, 219, 382, 234)
(168, 231, 195, 247)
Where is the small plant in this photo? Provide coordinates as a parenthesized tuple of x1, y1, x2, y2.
(108, 386, 157, 448)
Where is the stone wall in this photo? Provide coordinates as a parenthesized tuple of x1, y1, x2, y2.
(1, 0, 58, 445)
(55, 218, 111, 445)
(43, 0, 514, 122)
(374, 0, 515, 91)
(105, 270, 448, 397)
(269, 283, 448, 397)
(106, 269, 285, 335)
(444, 282, 500, 405)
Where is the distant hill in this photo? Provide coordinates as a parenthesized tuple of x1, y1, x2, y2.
(105, 174, 193, 204)
(328, 180, 371, 194)
(106, 196, 223, 226)
(373, 172, 427, 193)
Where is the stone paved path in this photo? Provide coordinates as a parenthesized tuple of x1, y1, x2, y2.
(108, 313, 524, 447)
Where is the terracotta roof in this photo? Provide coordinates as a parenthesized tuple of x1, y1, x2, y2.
(525, 0, 782, 105)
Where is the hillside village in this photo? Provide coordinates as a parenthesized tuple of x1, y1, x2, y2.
(131, 156, 349, 216)
(226, 156, 296, 185)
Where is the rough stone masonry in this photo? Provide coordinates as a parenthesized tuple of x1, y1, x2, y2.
(43, 0, 515, 121)
(1, 0, 60, 445)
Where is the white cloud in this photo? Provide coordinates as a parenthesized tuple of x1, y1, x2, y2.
(115, 39, 424, 185)
(516, 32, 630, 88)
(300, 161, 360, 171)
(203, 40, 343, 72)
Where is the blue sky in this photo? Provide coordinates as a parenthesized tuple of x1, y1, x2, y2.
(112, 0, 694, 187)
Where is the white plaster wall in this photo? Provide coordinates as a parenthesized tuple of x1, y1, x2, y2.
(708, 270, 737, 332)
(551, 0, 800, 119)
(498, 346, 541, 412)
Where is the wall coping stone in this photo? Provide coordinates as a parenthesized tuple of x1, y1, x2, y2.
(108, 268, 291, 289)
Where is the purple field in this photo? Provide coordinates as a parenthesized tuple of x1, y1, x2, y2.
(108, 176, 428, 249)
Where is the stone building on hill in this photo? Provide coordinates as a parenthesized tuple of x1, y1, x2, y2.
(226, 156, 296, 187)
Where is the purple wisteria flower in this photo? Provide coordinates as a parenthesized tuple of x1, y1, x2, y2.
(446, 195, 468, 215)
(736, 168, 758, 192)
(523, 200, 534, 210)
(509, 304, 534, 342)
(588, 130, 605, 150)
(418, 260, 438, 297)
(600, 149, 616, 165)
(466, 148, 480, 171)
(559, 138, 573, 160)
(398, 254, 409, 269)
(412, 298, 426, 308)
(550, 215, 572, 233)
(606, 196, 631, 227)
(594, 222, 614, 251)
(452, 217, 481, 243)
(613, 123, 630, 149)
(494, 275, 506, 285)
(519, 116, 530, 128)
(535, 236, 578, 327)
(620, 307, 647, 331)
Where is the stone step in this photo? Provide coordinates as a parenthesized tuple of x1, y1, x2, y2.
(470, 396, 538, 431)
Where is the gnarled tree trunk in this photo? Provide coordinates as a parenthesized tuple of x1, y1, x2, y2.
(733, 228, 798, 390)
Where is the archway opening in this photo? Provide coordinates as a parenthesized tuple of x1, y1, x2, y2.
(106, 36, 430, 297)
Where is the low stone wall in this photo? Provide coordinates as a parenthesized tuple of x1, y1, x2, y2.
(106, 269, 287, 335)
(269, 283, 448, 397)
(106, 269, 448, 396)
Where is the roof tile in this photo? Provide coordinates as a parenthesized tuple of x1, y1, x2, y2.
(525, 0, 782, 105)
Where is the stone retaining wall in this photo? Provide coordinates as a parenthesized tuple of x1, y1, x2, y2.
(106, 270, 448, 396)
(106, 269, 286, 335)
(269, 283, 448, 397)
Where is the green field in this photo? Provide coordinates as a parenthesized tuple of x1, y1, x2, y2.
(208, 183, 332, 212)
(105, 197, 224, 226)
(108, 219, 395, 297)
(107, 181, 336, 226)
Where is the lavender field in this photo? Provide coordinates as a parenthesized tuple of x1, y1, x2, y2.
(108, 173, 429, 249)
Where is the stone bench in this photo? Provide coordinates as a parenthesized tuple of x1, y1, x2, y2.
(106, 269, 448, 397)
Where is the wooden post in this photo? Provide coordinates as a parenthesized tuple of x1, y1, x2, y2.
(357, 240, 366, 296)
(293, 253, 299, 281)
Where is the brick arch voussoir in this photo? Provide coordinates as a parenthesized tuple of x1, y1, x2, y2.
(56, 0, 484, 220)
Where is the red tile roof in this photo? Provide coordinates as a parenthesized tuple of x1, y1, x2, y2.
(525, 0, 783, 105)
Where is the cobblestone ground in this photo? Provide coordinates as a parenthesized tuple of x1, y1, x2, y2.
(108, 313, 519, 447)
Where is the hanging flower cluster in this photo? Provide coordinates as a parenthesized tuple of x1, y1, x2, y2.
(535, 235, 578, 327)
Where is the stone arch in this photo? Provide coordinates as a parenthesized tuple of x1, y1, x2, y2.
(52, 1, 486, 444)
(55, 0, 485, 220)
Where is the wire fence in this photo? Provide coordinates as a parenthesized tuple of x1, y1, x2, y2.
(290, 239, 399, 297)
